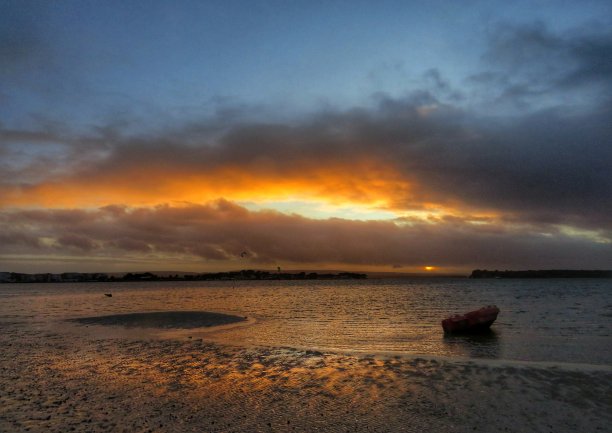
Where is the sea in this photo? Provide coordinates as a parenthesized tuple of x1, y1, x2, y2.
(1, 278, 611, 365)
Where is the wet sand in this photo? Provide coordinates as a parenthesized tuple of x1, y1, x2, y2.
(0, 316, 610, 433)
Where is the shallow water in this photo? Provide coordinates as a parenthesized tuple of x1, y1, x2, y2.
(1, 278, 611, 364)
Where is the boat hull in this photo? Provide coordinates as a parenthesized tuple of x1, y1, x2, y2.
(441, 305, 499, 333)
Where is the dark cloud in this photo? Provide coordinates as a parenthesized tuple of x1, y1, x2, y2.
(422, 69, 465, 102)
(474, 22, 612, 107)
(56, 234, 97, 251)
(392, 101, 612, 229)
(108, 238, 152, 253)
(0, 231, 41, 249)
(0, 202, 610, 270)
(0, 126, 111, 187)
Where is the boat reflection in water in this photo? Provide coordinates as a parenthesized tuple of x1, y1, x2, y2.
(442, 329, 501, 359)
(440, 305, 501, 359)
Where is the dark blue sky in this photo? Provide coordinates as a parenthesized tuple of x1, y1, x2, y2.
(3, 0, 610, 128)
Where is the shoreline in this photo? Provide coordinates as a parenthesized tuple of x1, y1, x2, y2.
(55, 311, 612, 371)
(286, 347, 612, 372)
(54, 310, 612, 370)
(62, 322, 612, 371)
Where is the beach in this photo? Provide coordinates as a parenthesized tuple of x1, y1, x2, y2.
(1, 280, 611, 432)
(1, 315, 611, 433)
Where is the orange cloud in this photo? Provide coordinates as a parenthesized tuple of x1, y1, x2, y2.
(1, 158, 416, 211)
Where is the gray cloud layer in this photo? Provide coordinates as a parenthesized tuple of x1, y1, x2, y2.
(484, 23, 612, 91)
(1, 201, 610, 270)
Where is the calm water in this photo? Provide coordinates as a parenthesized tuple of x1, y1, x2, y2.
(1, 278, 611, 365)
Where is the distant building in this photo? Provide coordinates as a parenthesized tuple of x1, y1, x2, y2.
(34, 273, 62, 283)
(61, 273, 82, 282)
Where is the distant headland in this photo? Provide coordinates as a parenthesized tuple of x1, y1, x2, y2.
(0, 270, 367, 284)
(470, 269, 612, 278)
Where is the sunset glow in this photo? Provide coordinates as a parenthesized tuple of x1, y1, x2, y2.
(1, 1, 611, 274)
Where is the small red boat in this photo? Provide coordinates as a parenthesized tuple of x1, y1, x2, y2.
(441, 305, 500, 333)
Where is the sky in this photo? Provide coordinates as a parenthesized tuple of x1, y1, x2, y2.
(1, 0, 611, 274)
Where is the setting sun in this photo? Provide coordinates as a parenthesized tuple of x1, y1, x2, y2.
(424, 266, 436, 271)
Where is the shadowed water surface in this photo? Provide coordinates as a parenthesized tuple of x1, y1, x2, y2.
(68, 311, 246, 329)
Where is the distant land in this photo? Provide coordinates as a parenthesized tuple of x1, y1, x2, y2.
(4, 269, 611, 283)
(0, 270, 367, 284)
(470, 269, 612, 278)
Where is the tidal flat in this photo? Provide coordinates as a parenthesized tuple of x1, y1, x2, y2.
(1, 319, 610, 433)
(1, 280, 611, 432)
